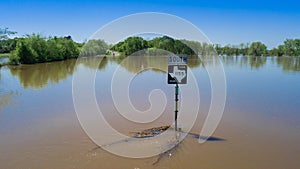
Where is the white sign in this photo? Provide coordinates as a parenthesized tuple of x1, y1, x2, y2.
(168, 54, 188, 84)
(168, 65, 187, 84)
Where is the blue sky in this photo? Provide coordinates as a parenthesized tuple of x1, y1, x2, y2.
(1, 0, 300, 48)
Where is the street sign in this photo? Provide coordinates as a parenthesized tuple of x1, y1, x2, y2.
(168, 54, 188, 84)
(168, 65, 187, 84)
(167, 54, 188, 131)
(168, 54, 187, 65)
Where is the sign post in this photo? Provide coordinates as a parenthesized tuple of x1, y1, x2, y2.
(175, 83, 179, 131)
(168, 54, 187, 131)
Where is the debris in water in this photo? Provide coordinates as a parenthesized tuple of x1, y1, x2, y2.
(131, 125, 170, 138)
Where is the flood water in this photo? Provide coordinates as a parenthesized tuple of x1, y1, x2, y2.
(0, 55, 300, 169)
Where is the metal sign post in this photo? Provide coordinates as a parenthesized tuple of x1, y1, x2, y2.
(167, 54, 187, 131)
(175, 83, 179, 131)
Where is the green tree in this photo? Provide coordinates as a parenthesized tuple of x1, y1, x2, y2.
(13, 38, 38, 64)
(239, 43, 248, 55)
(277, 45, 286, 56)
(0, 38, 17, 53)
(0, 28, 17, 54)
(268, 48, 279, 56)
(178, 40, 202, 55)
(283, 39, 295, 56)
(46, 38, 63, 61)
(9, 34, 80, 64)
(111, 36, 196, 56)
(214, 44, 222, 55)
(111, 37, 148, 55)
(30, 34, 48, 62)
(248, 42, 267, 56)
(281, 39, 300, 56)
(124, 37, 148, 55)
(81, 39, 108, 56)
(149, 36, 195, 55)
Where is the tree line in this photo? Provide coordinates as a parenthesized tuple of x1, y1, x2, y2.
(9, 34, 80, 64)
(111, 36, 300, 57)
(110, 36, 195, 56)
(1, 27, 300, 65)
(215, 39, 300, 56)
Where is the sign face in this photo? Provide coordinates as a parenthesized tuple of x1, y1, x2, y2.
(168, 54, 188, 84)
(168, 54, 187, 65)
(168, 65, 187, 84)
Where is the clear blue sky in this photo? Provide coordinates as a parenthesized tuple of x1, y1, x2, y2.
(1, 0, 300, 48)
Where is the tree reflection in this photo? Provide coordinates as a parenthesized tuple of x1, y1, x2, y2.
(221, 55, 267, 69)
(8, 55, 300, 91)
(249, 56, 267, 69)
(277, 56, 300, 72)
(78, 56, 108, 70)
(111, 49, 203, 74)
(119, 56, 168, 74)
(221, 55, 300, 72)
(9, 59, 76, 89)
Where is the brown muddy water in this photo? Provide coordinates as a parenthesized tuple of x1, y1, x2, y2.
(0, 56, 300, 169)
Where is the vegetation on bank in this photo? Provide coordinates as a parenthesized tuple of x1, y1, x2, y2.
(0, 28, 16, 60)
(112, 37, 300, 57)
(80, 39, 109, 56)
(215, 39, 300, 57)
(1, 27, 300, 66)
(0, 28, 82, 65)
(111, 36, 195, 56)
(9, 34, 80, 64)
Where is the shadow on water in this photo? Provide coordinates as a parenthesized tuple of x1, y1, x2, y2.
(183, 132, 225, 141)
(131, 127, 225, 142)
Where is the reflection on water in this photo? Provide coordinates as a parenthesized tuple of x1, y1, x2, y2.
(8, 59, 77, 89)
(117, 49, 203, 73)
(0, 56, 9, 64)
(0, 55, 298, 111)
(221, 55, 267, 69)
(120, 54, 168, 73)
(276, 56, 300, 72)
(221, 55, 300, 72)
(249, 56, 267, 68)
(1, 55, 298, 110)
(79, 56, 109, 70)
(6, 55, 299, 90)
